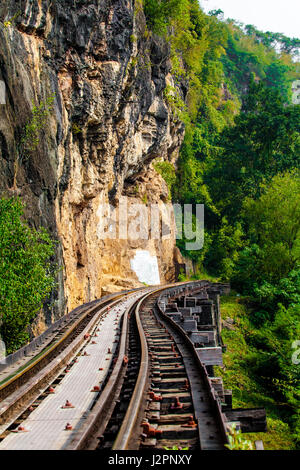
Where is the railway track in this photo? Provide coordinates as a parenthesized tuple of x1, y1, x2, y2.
(0, 281, 265, 450)
(66, 282, 229, 450)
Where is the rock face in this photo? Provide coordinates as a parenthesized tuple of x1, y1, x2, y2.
(0, 1, 185, 325)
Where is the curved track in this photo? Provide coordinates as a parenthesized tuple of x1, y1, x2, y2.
(0, 288, 150, 439)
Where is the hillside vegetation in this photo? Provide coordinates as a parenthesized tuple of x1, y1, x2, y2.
(144, 0, 300, 448)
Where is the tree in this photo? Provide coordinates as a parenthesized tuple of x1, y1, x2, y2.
(0, 197, 57, 353)
(244, 171, 300, 278)
(208, 9, 224, 21)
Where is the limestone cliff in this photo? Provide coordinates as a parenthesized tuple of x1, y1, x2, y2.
(0, 0, 185, 328)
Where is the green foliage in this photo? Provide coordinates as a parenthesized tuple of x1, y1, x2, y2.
(232, 172, 300, 292)
(72, 123, 82, 135)
(174, 133, 220, 217)
(243, 302, 300, 444)
(177, 270, 188, 282)
(245, 172, 299, 274)
(243, 24, 300, 58)
(0, 197, 57, 353)
(163, 85, 190, 125)
(129, 34, 137, 44)
(254, 269, 300, 310)
(208, 9, 224, 20)
(143, 0, 192, 36)
(226, 171, 300, 444)
(172, 15, 300, 270)
(176, 212, 210, 265)
(144, 0, 229, 124)
(141, 193, 148, 205)
(153, 159, 176, 198)
(220, 19, 298, 103)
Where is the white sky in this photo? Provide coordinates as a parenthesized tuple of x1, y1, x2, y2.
(200, 0, 300, 39)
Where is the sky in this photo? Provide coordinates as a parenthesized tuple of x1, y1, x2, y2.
(200, 0, 300, 39)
